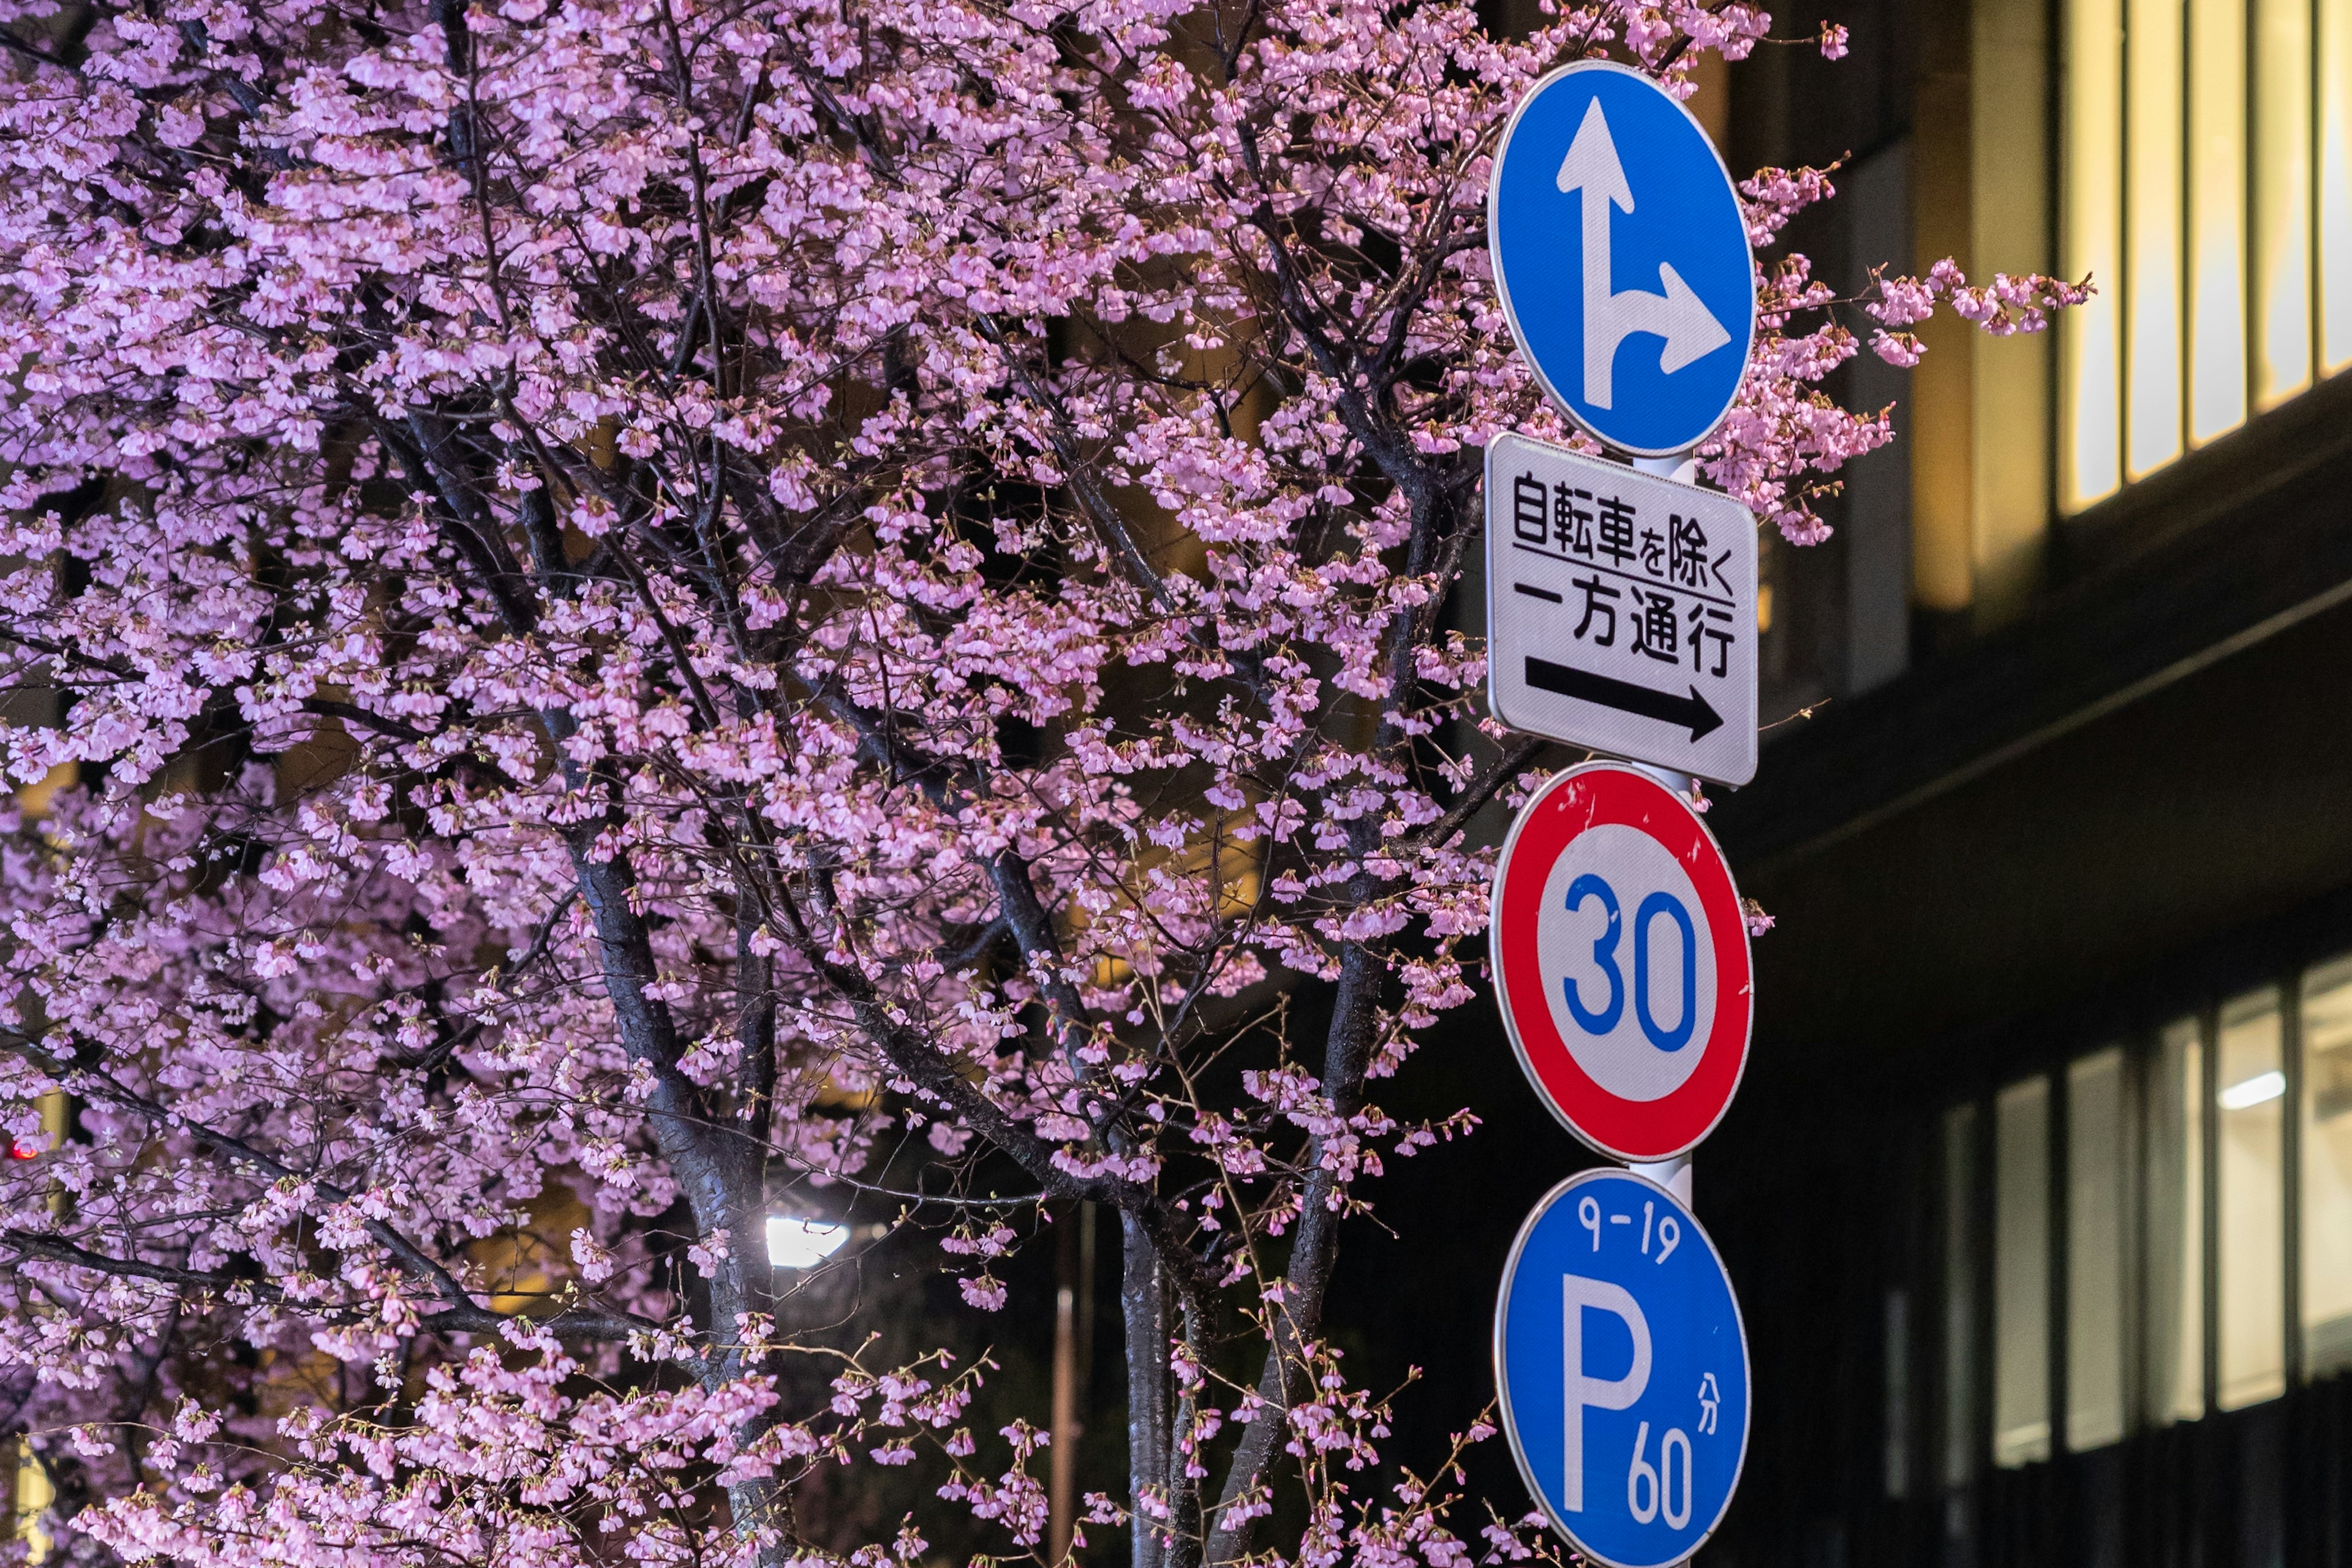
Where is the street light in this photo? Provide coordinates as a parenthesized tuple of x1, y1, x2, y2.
(765, 1214, 850, 1270)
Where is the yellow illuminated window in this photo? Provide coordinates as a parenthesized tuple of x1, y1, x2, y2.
(2125, 0, 2184, 479)
(2217, 989, 2287, 1410)
(2324, 0, 2352, 371)
(2187, 0, 2246, 445)
(2255, 0, 2313, 407)
(2064, 0, 2125, 508)
(2060, 0, 2347, 508)
(2301, 956, 2352, 1379)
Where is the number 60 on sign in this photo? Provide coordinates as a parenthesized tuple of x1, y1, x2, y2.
(1494, 1167, 1751, 1568)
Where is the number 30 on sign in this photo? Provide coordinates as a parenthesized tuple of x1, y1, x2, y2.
(1490, 763, 1752, 1163)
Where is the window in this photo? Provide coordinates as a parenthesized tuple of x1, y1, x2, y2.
(1941, 954, 2352, 1470)
(2062, 0, 2125, 508)
(2121, 0, 2183, 483)
(2256, 0, 2315, 407)
(2187, 0, 2248, 446)
(1994, 1078, 2052, 1467)
(2145, 1017, 2206, 1423)
(2062, 0, 2352, 508)
(2067, 1049, 2128, 1449)
(2324, 0, 2352, 370)
(2217, 989, 2287, 1409)
(2301, 957, 2352, 1376)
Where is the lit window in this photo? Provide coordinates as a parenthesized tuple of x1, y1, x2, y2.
(2145, 1017, 2207, 1424)
(2187, 0, 2248, 445)
(2066, 1049, 2127, 1450)
(2125, 0, 2184, 479)
(1993, 1077, 2052, 1467)
(2255, 0, 2315, 407)
(2063, 0, 2125, 507)
(2063, 0, 2346, 507)
(2300, 955, 2352, 1378)
(2323, 0, 2352, 372)
(2217, 989, 2287, 1409)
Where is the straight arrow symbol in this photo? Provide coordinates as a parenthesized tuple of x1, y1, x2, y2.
(1525, 657, 1724, 741)
(1555, 97, 1733, 409)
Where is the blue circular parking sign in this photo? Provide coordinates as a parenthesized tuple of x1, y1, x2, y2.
(1488, 62, 1756, 457)
(1494, 1169, 1750, 1568)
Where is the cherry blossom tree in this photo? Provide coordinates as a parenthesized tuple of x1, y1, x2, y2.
(0, 0, 2079, 1566)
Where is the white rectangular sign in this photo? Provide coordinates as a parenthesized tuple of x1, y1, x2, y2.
(1485, 432, 1758, 785)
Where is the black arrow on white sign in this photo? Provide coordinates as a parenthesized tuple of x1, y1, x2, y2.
(1525, 658, 1724, 741)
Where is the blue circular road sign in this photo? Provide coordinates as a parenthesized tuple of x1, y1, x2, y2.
(1488, 62, 1757, 458)
(1494, 1168, 1750, 1568)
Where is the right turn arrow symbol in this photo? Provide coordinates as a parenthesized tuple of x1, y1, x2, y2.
(1555, 97, 1733, 410)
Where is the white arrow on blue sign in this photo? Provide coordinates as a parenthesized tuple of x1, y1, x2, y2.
(1495, 1167, 1750, 1568)
(1488, 61, 1756, 458)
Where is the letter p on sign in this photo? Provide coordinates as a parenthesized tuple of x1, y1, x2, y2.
(1561, 1274, 1651, 1511)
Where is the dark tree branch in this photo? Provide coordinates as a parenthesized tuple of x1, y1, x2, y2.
(2, 1033, 666, 1341)
(0, 1232, 655, 1343)
(299, 698, 428, 745)
(1412, 734, 1552, 851)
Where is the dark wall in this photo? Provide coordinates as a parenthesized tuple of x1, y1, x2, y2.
(1698, 591, 2352, 1568)
(1328, 543, 2352, 1568)
(1732, 0, 1920, 722)
(1741, 592, 2352, 1081)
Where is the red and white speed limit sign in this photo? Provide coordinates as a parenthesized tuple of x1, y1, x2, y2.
(1491, 763, 1752, 1162)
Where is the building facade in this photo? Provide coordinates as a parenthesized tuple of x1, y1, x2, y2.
(1693, 2, 2352, 1565)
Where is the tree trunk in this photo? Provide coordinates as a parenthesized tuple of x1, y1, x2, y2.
(1122, 1211, 1171, 1568)
(1202, 942, 1382, 1566)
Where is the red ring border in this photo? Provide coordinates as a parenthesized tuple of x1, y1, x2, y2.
(1491, 763, 1752, 1161)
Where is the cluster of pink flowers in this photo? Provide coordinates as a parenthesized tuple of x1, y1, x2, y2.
(0, 0, 2075, 1565)
(1862, 258, 2093, 369)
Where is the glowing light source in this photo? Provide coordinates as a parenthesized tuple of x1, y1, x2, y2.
(766, 1215, 851, 1270)
(2219, 1070, 2287, 1111)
